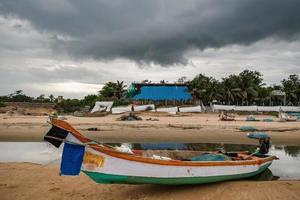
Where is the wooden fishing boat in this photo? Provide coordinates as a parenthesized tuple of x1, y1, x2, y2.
(44, 119, 277, 185)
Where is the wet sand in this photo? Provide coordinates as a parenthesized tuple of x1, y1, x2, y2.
(0, 163, 299, 200)
(0, 113, 300, 145)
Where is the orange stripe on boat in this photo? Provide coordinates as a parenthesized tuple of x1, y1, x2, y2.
(89, 143, 275, 167)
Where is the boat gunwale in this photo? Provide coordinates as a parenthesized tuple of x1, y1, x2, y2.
(49, 118, 276, 167)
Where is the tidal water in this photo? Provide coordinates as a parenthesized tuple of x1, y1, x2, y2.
(0, 142, 299, 180)
(0, 142, 63, 165)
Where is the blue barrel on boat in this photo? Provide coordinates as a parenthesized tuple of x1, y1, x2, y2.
(247, 132, 270, 139)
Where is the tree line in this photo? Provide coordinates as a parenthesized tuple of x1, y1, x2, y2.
(1, 70, 300, 112)
(0, 81, 127, 112)
(187, 70, 300, 106)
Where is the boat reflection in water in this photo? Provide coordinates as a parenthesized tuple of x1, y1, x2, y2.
(0, 142, 299, 181)
(250, 168, 280, 181)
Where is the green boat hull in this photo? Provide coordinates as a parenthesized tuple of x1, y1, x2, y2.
(82, 163, 271, 185)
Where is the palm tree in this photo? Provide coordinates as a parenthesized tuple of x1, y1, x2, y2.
(282, 74, 300, 105)
(188, 74, 221, 105)
(233, 70, 262, 105)
(49, 94, 54, 102)
(220, 76, 241, 104)
(114, 81, 126, 100)
(37, 94, 45, 102)
(207, 80, 222, 102)
(9, 90, 23, 98)
(99, 81, 126, 100)
(256, 87, 272, 106)
(99, 82, 117, 99)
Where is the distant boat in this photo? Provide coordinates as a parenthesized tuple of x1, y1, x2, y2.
(44, 119, 277, 185)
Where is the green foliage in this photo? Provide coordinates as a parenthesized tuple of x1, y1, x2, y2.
(188, 74, 221, 105)
(99, 81, 126, 100)
(115, 81, 127, 99)
(0, 96, 9, 102)
(0, 101, 5, 107)
(187, 70, 266, 105)
(282, 74, 300, 104)
(56, 99, 82, 113)
(49, 94, 54, 102)
(99, 82, 117, 98)
(7, 90, 34, 102)
(256, 87, 272, 105)
(80, 94, 99, 107)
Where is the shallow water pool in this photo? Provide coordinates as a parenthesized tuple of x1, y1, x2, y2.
(0, 142, 299, 180)
(0, 142, 63, 165)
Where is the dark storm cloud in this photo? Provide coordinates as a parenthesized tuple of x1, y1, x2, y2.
(1, 0, 300, 65)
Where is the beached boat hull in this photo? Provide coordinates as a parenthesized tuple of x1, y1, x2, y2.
(82, 163, 271, 185)
(44, 119, 276, 185)
(80, 145, 273, 185)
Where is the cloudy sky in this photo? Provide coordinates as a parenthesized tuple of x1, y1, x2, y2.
(0, 0, 300, 98)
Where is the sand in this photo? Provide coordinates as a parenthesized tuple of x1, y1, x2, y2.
(0, 163, 299, 200)
(1, 113, 300, 199)
(0, 113, 300, 145)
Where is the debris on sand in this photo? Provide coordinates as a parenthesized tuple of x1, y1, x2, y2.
(117, 113, 142, 121)
(239, 126, 258, 131)
(87, 127, 99, 131)
(74, 110, 108, 117)
(146, 118, 159, 121)
(246, 115, 259, 121)
(168, 124, 202, 130)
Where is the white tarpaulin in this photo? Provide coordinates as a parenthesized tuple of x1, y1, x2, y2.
(91, 101, 113, 113)
(133, 104, 155, 112)
(156, 107, 178, 115)
(111, 106, 133, 114)
(257, 106, 281, 112)
(213, 105, 235, 111)
(214, 105, 300, 112)
(234, 106, 258, 112)
(179, 106, 202, 113)
(280, 106, 300, 112)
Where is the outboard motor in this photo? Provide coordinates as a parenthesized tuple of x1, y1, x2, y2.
(258, 137, 270, 154)
(247, 132, 271, 157)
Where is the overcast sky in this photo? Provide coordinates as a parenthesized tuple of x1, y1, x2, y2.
(0, 0, 300, 98)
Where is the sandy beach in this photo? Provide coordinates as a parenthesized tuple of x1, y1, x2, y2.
(1, 113, 300, 145)
(0, 163, 299, 200)
(1, 113, 300, 199)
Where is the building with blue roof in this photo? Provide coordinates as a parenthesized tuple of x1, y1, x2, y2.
(127, 83, 192, 102)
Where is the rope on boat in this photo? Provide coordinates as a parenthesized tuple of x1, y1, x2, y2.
(44, 135, 98, 146)
(44, 135, 114, 149)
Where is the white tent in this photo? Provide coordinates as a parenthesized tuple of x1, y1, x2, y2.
(234, 106, 258, 112)
(257, 106, 281, 112)
(156, 107, 178, 115)
(280, 106, 300, 112)
(213, 104, 300, 112)
(213, 105, 235, 111)
(179, 105, 202, 113)
(91, 101, 113, 113)
(133, 104, 155, 111)
(111, 106, 133, 114)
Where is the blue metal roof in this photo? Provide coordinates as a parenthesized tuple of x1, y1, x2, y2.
(132, 85, 192, 101)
